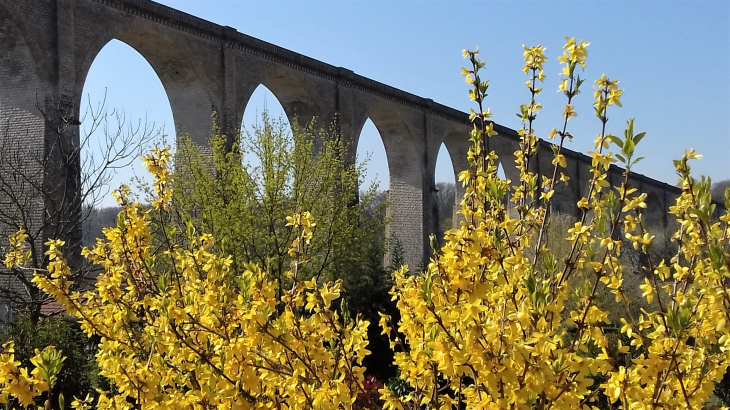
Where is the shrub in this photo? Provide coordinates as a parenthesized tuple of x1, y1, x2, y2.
(0, 315, 103, 409)
(171, 112, 386, 300)
(376, 41, 730, 409)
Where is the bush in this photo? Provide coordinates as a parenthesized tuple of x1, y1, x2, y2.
(0, 315, 103, 408)
(171, 112, 386, 299)
(171, 112, 396, 382)
(376, 42, 730, 410)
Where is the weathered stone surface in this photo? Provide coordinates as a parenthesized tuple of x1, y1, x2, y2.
(0, 0, 713, 270)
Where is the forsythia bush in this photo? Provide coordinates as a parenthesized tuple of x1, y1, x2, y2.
(1, 343, 65, 408)
(5, 147, 371, 409)
(3, 38, 730, 409)
(377, 41, 730, 410)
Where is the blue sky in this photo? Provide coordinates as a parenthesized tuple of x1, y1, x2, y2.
(82, 0, 730, 206)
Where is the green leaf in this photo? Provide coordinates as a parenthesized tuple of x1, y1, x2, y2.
(429, 233, 439, 254)
(616, 154, 626, 163)
(709, 241, 724, 270)
(157, 274, 166, 292)
(634, 132, 647, 145)
(525, 272, 537, 295)
(625, 118, 635, 139)
(186, 221, 196, 240)
(623, 139, 635, 158)
(632, 157, 645, 165)
(607, 135, 623, 148)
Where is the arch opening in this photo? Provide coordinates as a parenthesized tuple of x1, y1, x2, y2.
(435, 143, 457, 237)
(240, 84, 294, 171)
(355, 117, 389, 268)
(440, 130, 471, 233)
(357, 118, 389, 193)
(497, 162, 507, 180)
(239, 74, 323, 133)
(78, 26, 215, 151)
(79, 39, 173, 243)
(354, 106, 422, 269)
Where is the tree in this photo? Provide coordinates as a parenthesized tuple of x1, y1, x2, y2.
(0, 315, 105, 408)
(435, 182, 456, 240)
(171, 114, 395, 382)
(711, 179, 730, 203)
(4, 39, 730, 409)
(0, 98, 158, 322)
(171, 112, 387, 302)
(81, 206, 121, 249)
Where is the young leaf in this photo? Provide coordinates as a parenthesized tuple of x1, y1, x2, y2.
(608, 135, 623, 148)
(634, 132, 647, 145)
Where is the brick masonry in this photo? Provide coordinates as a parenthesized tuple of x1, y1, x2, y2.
(0, 0, 721, 270)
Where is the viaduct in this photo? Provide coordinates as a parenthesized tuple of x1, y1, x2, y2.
(0, 0, 701, 270)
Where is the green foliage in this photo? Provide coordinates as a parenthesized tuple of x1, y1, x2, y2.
(609, 119, 645, 171)
(435, 182, 456, 242)
(0, 315, 104, 408)
(710, 179, 730, 203)
(172, 111, 386, 298)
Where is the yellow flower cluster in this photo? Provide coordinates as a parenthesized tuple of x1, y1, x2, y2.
(559, 37, 589, 77)
(378, 39, 730, 410)
(594, 74, 623, 118)
(141, 145, 173, 210)
(25, 149, 371, 409)
(3, 229, 30, 269)
(0, 343, 62, 408)
(286, 210, 316, 260)
(522, 44, 547, 80)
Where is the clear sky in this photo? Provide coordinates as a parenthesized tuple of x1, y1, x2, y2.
(81, 0, 730, 207)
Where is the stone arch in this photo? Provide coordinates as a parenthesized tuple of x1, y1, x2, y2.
(353, 103, 423, 269)
(80, 40, 176, 207)
(354, 104, 421, 186)
(490, 134, 521, 182)
(240, 83, 292, 129)
(76, 21, 215, 149)
(238, 71, 323, 132)
(441, 130, 522, 214)
(441, 130, 469, 184)
(440, 130, 470, 229)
